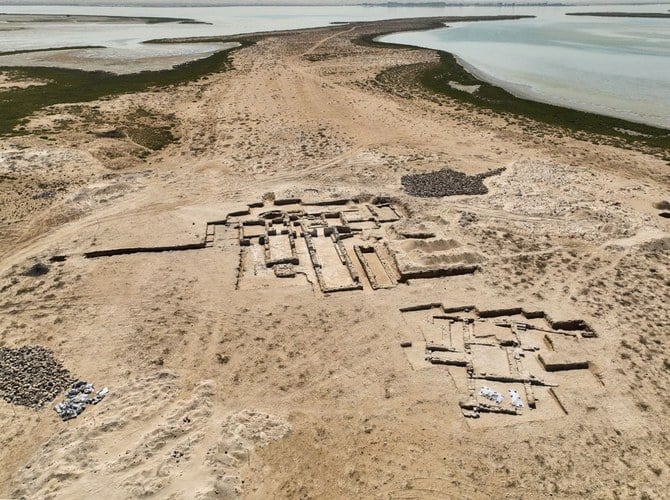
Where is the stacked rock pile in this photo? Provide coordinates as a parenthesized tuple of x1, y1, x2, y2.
(401, 167, 505, 198)
(0, 345, 73, 408)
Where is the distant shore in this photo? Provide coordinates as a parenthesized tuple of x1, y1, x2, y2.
(1, 15, 669, 152)
(151, 15, 670, 149)
(0, 12, 211, 24)
(0, 45, 105, 57)
(364, 25, 670, 149)
(566, 11, 670, 18)
(1, 3, 668, 498)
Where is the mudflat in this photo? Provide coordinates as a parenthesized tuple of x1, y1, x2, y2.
(0, 13, 208, 24)
(0, 18, 668, 499)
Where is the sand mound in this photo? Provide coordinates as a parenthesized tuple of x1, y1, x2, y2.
(389, 220, 441, 240)
(390, 238, 483, 276)
(219, 409, 291, 447)
(414, 251, 484, 267)
(399, 238, 461, 253)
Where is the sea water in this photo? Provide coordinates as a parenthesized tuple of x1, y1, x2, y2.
(381, 6, 670, 129)
(0, 6, 522, 73)
(0, 4, 534, 53)
(1, 4, 669, 127)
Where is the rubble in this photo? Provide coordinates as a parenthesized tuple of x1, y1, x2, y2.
(54, 381, 109, 421)
(401, 167, 504, 197)
(0, 345, 73, 408)
(23, 262, 49, 277)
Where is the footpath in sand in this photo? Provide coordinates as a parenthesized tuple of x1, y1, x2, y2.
(0, 20, 669, 499)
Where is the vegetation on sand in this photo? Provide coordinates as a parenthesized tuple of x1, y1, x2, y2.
(0, 41, 250, 137)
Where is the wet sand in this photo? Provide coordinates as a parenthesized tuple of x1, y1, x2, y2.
(0, 42, 238, 74)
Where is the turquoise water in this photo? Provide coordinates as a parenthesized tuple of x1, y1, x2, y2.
(1, 4, 670, 127)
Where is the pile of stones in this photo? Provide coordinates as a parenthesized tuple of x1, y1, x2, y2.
(0, 345, 73, 409)
(401, 167, 505, 198)
(23, 262, 49, 277)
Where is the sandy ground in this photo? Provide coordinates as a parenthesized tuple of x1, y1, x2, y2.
(0, 71, 49, 90)
(0, 21, 669, 499)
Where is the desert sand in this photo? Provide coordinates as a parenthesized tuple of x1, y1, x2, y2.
(0, 19, 669, 499)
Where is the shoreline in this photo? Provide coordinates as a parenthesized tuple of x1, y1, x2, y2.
(0, 45, 106, 57)
(451, 52, 670, 132)
(398, 49, 669, 150)
(372, 24, 670, 134)
(356, 18, 670, 151)
(565, 11, 670, 18)
(0, 11, 668, 498)
(148, 15, 670, 146)
(0, 42, 238, 75)
(0, 12, 211, 24)
(1, 14, 669, 152)
(0, 41, 248, 136)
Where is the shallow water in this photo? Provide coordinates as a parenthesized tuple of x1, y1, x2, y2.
(0, 4, 534, 53)
(0, 5, 525, 72)
(1, 4, 669, 127)
(381, 5, 670, 128)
